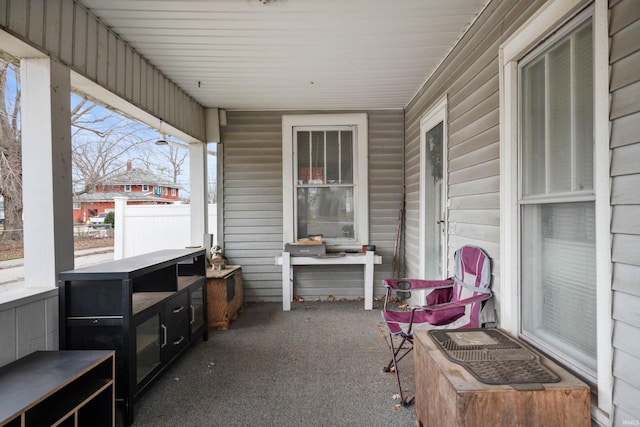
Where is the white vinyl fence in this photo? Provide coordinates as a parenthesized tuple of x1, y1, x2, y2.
(113, 199, 217, 258)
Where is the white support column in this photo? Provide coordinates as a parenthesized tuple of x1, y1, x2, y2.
(205, 108, 227, 246)
(21, 58, 73, 287)
(364, 250, 375, 310)
(113, 197, 128, 260)
(281, 251, 291, 311)
(189, 142, 208, 246)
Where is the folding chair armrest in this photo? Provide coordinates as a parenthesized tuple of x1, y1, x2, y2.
(383, 278, 454, 290)
(420, 293, 492, 311)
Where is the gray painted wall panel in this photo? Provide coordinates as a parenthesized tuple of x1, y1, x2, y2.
(448, 209, 500, 226)
(448, 158, 500, 185)
(611, 0, 640, 420)
(611, 143, 640, 175)
(610, 50, 640, 92)
(16, 300, 46, 358)
(611, 80, 640, 120)
(613, 292, 640, 328)
(612, 234, 640, 266)
(612, 205, 640, 234)
(610, 0, 640, 33)
(449, 93, 499, 137)
(612, 262, 640, 297)
(613, 320, 640, 362)
(610, 16, 640, 63)
(611, 112, 640, 148)
(449, 175, 500, 198)
(612, 175, 640, 204)
(449, 142, 499, 172)
(0, 308, 16, 366)
(614, 349, 640, 393)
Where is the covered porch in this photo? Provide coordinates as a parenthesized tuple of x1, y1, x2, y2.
(1, 0, 638, 426)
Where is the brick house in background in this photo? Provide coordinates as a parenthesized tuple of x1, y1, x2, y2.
(73, 164, 181, 223)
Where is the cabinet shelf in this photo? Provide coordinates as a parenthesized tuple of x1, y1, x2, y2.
(26, 378, 113, 426)
(132, 292, 173, 315)
(58, 249, 208, 426)
(0, 350, 115, 427)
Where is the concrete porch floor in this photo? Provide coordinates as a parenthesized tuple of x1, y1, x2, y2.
(121, 300, 416, 427)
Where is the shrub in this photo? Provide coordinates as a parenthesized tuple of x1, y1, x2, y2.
(104, 211, 115, 228)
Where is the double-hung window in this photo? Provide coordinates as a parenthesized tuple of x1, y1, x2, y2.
(296, 128, 354, 240)
(501, 1, 612, 417)
(282, 114, 368, 251)
(519, 18, 596, 374)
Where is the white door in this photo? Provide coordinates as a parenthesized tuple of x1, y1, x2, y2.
(420, 98, 448, 279)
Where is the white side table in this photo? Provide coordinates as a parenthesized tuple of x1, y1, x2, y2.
(274, 251, 382, 311)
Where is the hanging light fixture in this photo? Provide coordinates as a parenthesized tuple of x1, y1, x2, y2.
(155, 119, 168, 145)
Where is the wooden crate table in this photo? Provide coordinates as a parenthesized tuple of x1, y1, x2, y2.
(206, 265, 243, 330)
(414, 329, 590, 427)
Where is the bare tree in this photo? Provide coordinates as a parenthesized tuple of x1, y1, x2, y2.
(161, 142, 188, 185)
(135, 136, 188, 191)
(71, 99, 153, 195)
(0, 54, 189, 245)
(0, 58, 22, 241)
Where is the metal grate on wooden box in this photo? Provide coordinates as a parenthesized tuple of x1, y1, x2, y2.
(428, 329, 561, 385)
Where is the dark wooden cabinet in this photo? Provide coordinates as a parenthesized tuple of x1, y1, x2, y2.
(58, 249, 207, 426)
(0, 350, 115, 427)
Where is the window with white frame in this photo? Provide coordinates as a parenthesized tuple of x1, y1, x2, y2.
(124, 184, 131, 192)
(142, 184, 149, 191)
(282, 114, 368, 250)
(519, 17, 596, 374)
(501, 1, 611, 416)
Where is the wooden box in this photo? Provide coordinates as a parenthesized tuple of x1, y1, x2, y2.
(414, 330, 590, 427)
(206, 265, 243, 330)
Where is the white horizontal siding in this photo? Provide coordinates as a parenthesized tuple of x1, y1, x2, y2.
(610, 0, 640, 422)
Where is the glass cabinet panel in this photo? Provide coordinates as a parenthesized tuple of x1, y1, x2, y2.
(190, 284, 205, 336)
(136, 313, 161, 384)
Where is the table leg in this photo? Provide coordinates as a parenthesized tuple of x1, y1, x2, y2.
(282, 251, 291, 311)
(364, 250, 374, 310)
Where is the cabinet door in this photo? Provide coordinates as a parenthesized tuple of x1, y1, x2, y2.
(163, 291, 190, 362)
(189, 281, 206, 338)
(136, 310, 161, 386)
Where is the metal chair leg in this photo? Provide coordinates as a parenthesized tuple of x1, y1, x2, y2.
(384, 333, 415, 406)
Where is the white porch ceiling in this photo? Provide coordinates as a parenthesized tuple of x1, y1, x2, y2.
(77, 0, 489, 111)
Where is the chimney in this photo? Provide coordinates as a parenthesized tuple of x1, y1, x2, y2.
(127, 160, 132, 171)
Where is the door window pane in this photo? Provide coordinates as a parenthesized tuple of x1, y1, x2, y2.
(424, 122, 443, 278)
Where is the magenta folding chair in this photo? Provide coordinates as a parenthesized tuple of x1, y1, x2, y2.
(381, 245, 492, 406)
